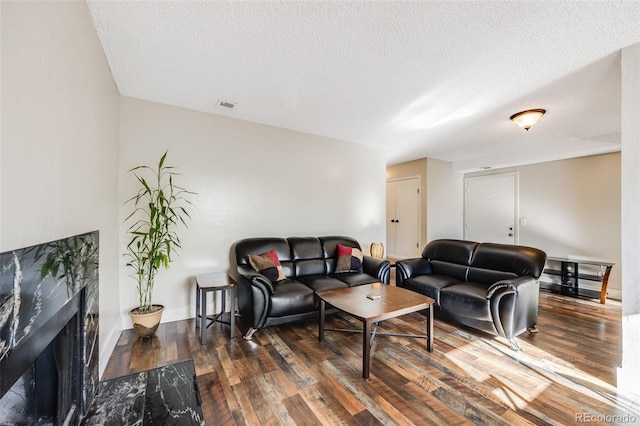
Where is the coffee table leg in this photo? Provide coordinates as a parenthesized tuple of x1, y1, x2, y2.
(319, 299, 325, 342)
(427, 305, 433, 352)
(363, 320, 371, 380)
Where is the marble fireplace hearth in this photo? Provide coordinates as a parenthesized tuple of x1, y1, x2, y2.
(81, 360, 205, 425)
(0, 231, 99, 425)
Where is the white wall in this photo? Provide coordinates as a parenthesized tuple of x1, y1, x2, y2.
(467, 153, 622, 299)
(426, 158, 464, 242)
(619, 41, 640, 396)
(0, 1, 121, 376)
(118, 97, 387, 325)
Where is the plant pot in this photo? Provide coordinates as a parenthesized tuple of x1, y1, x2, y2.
(129, 304, 165, 338)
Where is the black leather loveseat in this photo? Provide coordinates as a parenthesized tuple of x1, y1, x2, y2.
(396, 239, 546, 350)
(234, 236, 390, 340)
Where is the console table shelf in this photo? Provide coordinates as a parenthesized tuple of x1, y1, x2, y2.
(540, 256, 614, 304)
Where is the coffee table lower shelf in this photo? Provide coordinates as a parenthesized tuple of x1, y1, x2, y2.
(317, 283, 434, 380)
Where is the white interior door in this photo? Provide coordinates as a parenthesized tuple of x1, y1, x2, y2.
(386, 181, 398, 256)
(465, 173, 518, 244)
(387, 178, 420, 258)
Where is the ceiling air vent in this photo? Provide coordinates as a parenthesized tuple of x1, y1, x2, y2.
(216, 100, 237, 111)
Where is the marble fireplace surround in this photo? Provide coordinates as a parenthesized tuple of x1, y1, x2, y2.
(0, 231, 99, 424)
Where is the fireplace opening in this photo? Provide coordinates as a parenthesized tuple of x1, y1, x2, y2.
(0, 307, 81, 426)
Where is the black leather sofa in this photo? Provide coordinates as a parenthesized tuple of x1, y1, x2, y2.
(234, 236, 391, 340)
(395, 239, 546, 350)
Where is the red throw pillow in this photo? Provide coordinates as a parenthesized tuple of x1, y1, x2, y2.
(248, 249, 286, 282)
(335, 244, 363, 273)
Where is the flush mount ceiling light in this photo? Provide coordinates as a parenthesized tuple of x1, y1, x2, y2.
(510, 109, 546, 131)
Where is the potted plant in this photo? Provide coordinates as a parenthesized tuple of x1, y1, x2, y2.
(124, 150, 194, 337)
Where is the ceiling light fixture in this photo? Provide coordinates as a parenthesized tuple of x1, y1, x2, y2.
(510, 109, 546, 131)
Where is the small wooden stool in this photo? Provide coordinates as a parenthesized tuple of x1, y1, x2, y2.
(195, 274, 236, 345)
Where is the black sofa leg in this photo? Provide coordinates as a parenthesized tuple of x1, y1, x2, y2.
(243, 327, 257, 340)
(509, 338, 522, 351)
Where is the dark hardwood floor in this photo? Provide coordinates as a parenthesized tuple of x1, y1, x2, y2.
(103, 290, 640, 425)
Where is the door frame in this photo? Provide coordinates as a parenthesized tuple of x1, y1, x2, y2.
(463, 172, 519, 244)
(386, 176, 422, 258)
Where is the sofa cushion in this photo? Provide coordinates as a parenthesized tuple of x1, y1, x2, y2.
(249, 249, 286, 282)
(430, 260, 468, 282)
(401, 274, 460, 305)
(467, 267, 518, 285)
(269, 279, 315, 317)
(422, 239, 477, 265)
(335, 244, 363, 273)
(235, 237, 293, 278)
(297, 275, 349, 293)
(332, 271, 379, 287)
(289, 237, 327, 277)
(320, 236, 363, 273)
(471, 243, 546, 278)
(439, 282, 491, 321)
(289, 237, 324, 260)
(294, 259, 326, 278)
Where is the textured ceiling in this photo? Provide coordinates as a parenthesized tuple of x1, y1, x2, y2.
(86, 1, 640, 171)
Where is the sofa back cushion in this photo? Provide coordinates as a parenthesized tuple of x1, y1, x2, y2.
(422, 239, 478, 265)
(289, 237, 326, 277)
(319, 236, 362, 274)
(421, 239, 476, 280)
(467, 267, 518, 284)
(429, 261, 469, 281)
(235, 237, 294, 278)
(470, 242, 546, 279)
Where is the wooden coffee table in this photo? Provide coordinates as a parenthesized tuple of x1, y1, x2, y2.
(317, 282, 434, 380)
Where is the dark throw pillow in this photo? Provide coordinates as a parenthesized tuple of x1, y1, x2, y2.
(248, 249, 286, 282)
(335, 244, 364, 273)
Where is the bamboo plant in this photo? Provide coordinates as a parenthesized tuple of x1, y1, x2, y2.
(124, 151, 194, 313)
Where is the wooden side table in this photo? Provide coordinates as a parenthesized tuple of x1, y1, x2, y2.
(194, 274, 236, 345)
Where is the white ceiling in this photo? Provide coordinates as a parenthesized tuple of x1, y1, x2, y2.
(86, 1, 640, 171)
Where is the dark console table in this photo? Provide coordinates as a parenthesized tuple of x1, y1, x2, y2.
(540, 257, 614, 304)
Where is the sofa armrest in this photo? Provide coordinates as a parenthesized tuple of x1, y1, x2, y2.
(395, 258, 432, 286)
(363, 256, 391, 284)
(237, 265, 274, 294)
(485, 276, 535, 299)
(486, 276, 538, 340)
